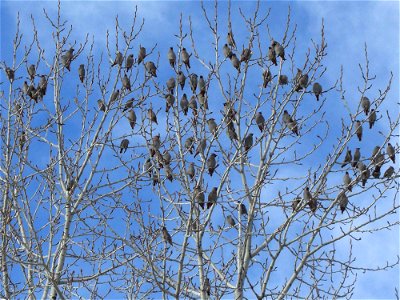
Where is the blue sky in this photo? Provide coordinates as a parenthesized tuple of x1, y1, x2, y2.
(1, 1, 399, 299)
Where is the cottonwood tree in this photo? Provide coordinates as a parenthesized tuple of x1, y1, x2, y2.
(1, 1, 399, 299)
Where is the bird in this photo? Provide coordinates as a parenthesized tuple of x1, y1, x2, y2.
(166, 77, 176, 94)
(189, 96, 198, 116)
(78, 64, 85, 83)
(165, 94, 175, 113)
(38, 75, 47, 96)
(223, 43, 233, 59)
(383, 166, 394, 178)
(369, 109, 376, 129)
(195, 186, 205, 209)
(110, 90, 120, 104)
(296, 71, 308, 92)
(66, 179, 76, 192)
(355, 120, 363, 141)
(143, 158, 153, 175)
(164, 165, 173, 182)
(22, 81, 29, 95)
(145, 61, 157, 77)
(361, 96, 370, 116)
(198, 75, 206, 93)
(343, 171, 352, 192)
(207, 187, 217, 209)
(375, 152, 385, 168)
(352, 148, 360, 167)
(112, 52, 123, 67)
(61, 48, 74, 71)
(137, 46, 146, 64)
(28, 64, 36, 81)
(189, 73, 198, 94)
(148, 108, 157, 124)
(372, 165, 381, 179)
(194, 138, 207, 158)
(97, 99, 106, 112)
(230, 54, 241, 72)
(240, 48, 252, 62)
(126, 54, 134, 71)
(180, 94, 189, 115)
(227, 123, 238, 141)
(167, 47, 176, 68)
(5, 67, 15, 82)
(181, 47, 191, 69)
(207, 118, 218, 136)
(127, 110, 136, 129)
(361, 168, 370, 187)
(342, 149, 352, 168)
(337, 191, 348, 213)
(282, 110, 292, 125)
(186, 162, 195, 180)
(163, 151, 172, 166)
(185, 137, 194, 154)
(387, 143, 395, 163)
(204, 278, 211, 296)
(305, 187, 317, 213)
(278, 75, 288, 85)
(122, 74, 131, 91)
(263, 69, 272, 88)
(292, 197, 301, 212)
(288, 119, 299, 136)
(123, 98, 134, 111)
(162, 226, 172, 245)
(312, 82, 322, 101)
(120, 139, 129, 153)
(255, 112, 265, 132)
(227, 31, 236, 49)
(19, 131, 27, 150)
(243, 133, 254, 152)
(371, 146, 380, 162)
(152, 134, 161, 154)
(226, 215, 236, 227)
(272, 40, 285, 60)
(197, 92, 208, 110)
(207, 153, 217, 176)
(267, 46, 277, 66)
(177, 71, 186, 90)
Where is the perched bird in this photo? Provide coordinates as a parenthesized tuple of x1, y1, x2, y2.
(181, 47, 191, 69)
(120, 139, 129, 153)
(375, 152, 385, 168)
(22, 81, 29, 95)
(223, 102, 237, 124)
(197, 92, 208, 110)
(343, 171, 352, 192)
(223, 43, 233, 59)
(180, 94, 189, 115)
(152, 134, 161, 153)
(189, 95, 198, 116)
(123, 98, 134, 111)
(226, 215, 236, 227)
(383, 166, 394, 178)
(66, 179, 76, 192)
(272, 40, 285, 60)
(369, 109, 376, 129)
(292, 197, 301, 212)
(112, 51, 123, 67)
(227, 123, 238, 141)
(243, 133, 254, 152)
(355, 120, 363, 141)
(207, 118, 218, 136)
(61, 48, 74, 71)
(295, 69, 308, 92)
(167, 47, 176, 68)
(189, 73, 198, 94)
(337, 191, 349, 213)
(165, 94, 175, 113)
(255, 112, 266, 132)
(177, 71, 186, 90)
(148, 108, 158, 124)
(152, 171, 160, 186)
(194, 138, 207, 158)
(163, 150, 172, 166)
(19, 131, 27, 150)
(122, 74, 131, 91)
(352, 148, 360, 168)
(145, 61, 157, 77)
(304, 187, 317, 213)
(126, 54, 134, 71)
(186, 162, 195, 180)
(227, 31, 236, 49)
(97, 99, 106, 112)
(144, 158, 153, 175)
(38, 75, 47, 97)
(278, 75, 288, 85)
(239, 202, 248, 215)
(268, 46, 277, 66)
(263, 69, 272, 88)
(387, 143, 395, 163)
(5, 67, 15, 82)
(78, 64, 85, 83)
(240, 48, 252, 62)
(127, 110, 136, 129)
(230, 54, 241, 72)
(371, 146, 380, 161)
(110, 90, 120, 104)
(164, 164, 173, 182)
(27, 84, 38, 102)
(28, 64, 36, 81)
(282, 110, 292, 125)
(361, 168, 370, 187)
(288, 119, 299, 136)
(185, 137, 194, 154)
(166, 77, 176, 93)
(372, 165, 381, 179)
(198, 75, 206, 93)
(207, 187, 217, 209)
(361, 96, 370, 116)
(342, 149, 352, 168)
(312, 82, 322, 101)
(162, 226, 172, 245)
(195, 186, 205, 209)
(207, 153, 217, 176)
(137, 46, 146, 64)
(204, 278, 211, 296)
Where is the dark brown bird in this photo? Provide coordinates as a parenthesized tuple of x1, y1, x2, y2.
(263, 69, 272, 88)
(123, 98, 134, 112)
(177, 71, 186, 90)
(226, 215, 236, 227)
(127, 110, 136, 129)
(5, 67, 15, 82)
(180, 94, 189, 115)
(383, 166, 394, 178)
(337, 191, 348, 213)
(148, 109, 157, 124)
(369, 109, 376, 129)
(126, 54, 134, 71)
(312, 82, 322, 101)
(181, 47, 191, 69)
(239, 203, 248, 215)
(361, 96, 370, 116)
(292, 197, 301, 212)
(120, 139, 129, 153)
(355, 120, 363, 141)
(240, 48, 252, 62)
(186, 162, 195, 180)
(162, 226, 172, 245)
(167, 47, 176, 68)
(78, 64, 85, 83)
(195, 186, 205, 209)
(352, 148, 360, 168)
(28, 64, 36, 81)
(342, 149, 352, 168)
(97, 99, 106, 112)
(207, 153, 217, 176)
(343, 171, 352, 192)
(207, 187, 217, 209)
(227, 31, 236, 49)
(304, 187, 317, 213)
(268, 46, 277, 66)
(111, 51, 123, 67)
(387, 143, 395, 163)
(204, 278, 211, 296)
(137, 46, 146, 64)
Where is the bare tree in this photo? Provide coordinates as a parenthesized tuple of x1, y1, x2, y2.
(1, 1, 399, 299)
